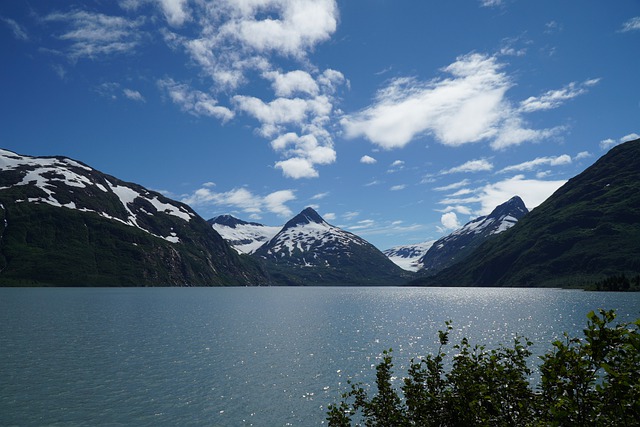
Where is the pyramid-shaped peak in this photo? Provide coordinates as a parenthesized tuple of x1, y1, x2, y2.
(489, 196, 528, 219)
(284, 207, 326, 228)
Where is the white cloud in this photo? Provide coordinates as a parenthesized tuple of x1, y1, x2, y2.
(263, 190, 296, 216)
(519, 79, 600, 113)
(174, 0, 338, 90)
(621, 17, 640, 32)
(490, 117, 562, 150)
(575, 151, 592, 160)
(222, 0, 338, 57)
(323, 212, 336, 221)
(499, 154, 572, 173)
(434, 179, 471, 191)
(44, 10, 143, 59)
(480, 0, 503, 7)
(390, 185, 406, 191)
(159, 0, 190, 26)
(269, 132, 336, 178)
(343, 211, 359, 220)
(264, 70, 319, 97)
(440, 212, 461, 230)
(275, 157, 317, 179)
(443, 159, 493, 174)
(342, 54, 511, 149)
(600, 132, 639, 150)
(158, 78, 234, 122)
(311, 192, 329, 200)
(150, 1, 344, 180)
(349, 219, 376, 230)
(342, 53, 597, 151)
(181, 186, 295, 217)
(123, 88, 145, 102)
(360, 155, 377, 164)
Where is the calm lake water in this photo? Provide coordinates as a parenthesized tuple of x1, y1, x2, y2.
(1, 287, 639, 426)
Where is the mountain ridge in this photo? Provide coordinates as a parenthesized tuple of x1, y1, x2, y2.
(253, 207, 410, 285)
(417, 196, 529, 275)
(0, 149, 269, 286)
(412, 138, 640, 287)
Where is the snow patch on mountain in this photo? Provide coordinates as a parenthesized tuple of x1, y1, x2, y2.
(210, 215, 280, 254)
(0, 149, 195, 243)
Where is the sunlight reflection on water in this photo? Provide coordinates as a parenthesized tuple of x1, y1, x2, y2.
(1, 287, 638, 426)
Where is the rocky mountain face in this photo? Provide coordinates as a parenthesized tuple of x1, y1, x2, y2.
(418, 196, 529, 275)
(413, 138, 640, 287)
(252, 207, 409, 285)
(383, 241, 436, 272)
(0, 149, 269, 286)
(208, 215, 280, 254)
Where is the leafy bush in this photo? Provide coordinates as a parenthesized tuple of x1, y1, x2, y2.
(327, 309, 640, 426)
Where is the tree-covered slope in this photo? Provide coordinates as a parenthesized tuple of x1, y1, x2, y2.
(0, 149, 269, 286)
(412, 138, 640, 287)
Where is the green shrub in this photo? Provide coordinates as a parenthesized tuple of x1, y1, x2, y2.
(327, 309, 640, 426)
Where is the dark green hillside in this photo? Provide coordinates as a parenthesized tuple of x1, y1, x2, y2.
(0, 149, 269, 286)
(412, 138, 640, 288)
(0, 201, 268, 286)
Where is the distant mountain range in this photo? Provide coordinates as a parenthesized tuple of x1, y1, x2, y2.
(412, 138, 640, 287)
(2, 138, 638, 287)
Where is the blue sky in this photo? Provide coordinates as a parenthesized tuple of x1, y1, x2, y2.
(1, 0, 638, 250)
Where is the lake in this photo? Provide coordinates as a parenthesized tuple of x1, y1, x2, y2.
(1, 287, 639, 426)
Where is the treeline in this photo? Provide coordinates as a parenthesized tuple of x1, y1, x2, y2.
(327, 309, 640, 426)
(592, 274, 640, 292)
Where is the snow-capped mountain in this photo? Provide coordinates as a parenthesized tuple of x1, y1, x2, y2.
(253, 207, 408, 285)
(0, 148, 268, 286)
(419, 196, 529, 274)
(208, 214, 280, 254)
(383, 241, 436, 272)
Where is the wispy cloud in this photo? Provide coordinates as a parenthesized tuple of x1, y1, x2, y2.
(158, 78, 234, 122)
(390, 184, 406, 191)
(499, 154, 572, 173)
(442, 159, 493, 174)
(620, 17, 640, 32)
(1, 16, 29, 40)
(434, 179, 471, 191)
(342, 53, 597, 151)
(44, 10, 143, 60)
(123, 88, 145, 102)
(480, 0, 504, 7)
(181, 186, 295, 217)
(519, 79, 600, 113)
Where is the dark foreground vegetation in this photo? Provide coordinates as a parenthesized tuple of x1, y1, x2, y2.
(327, 310, 639, 426)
